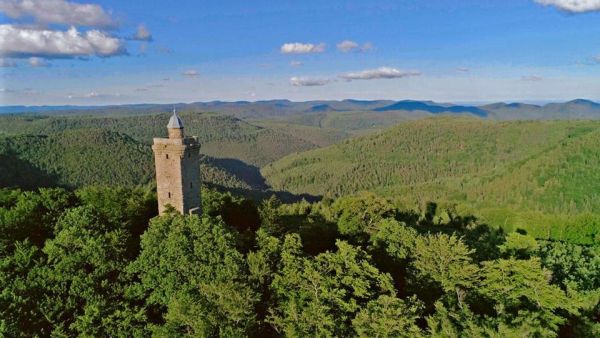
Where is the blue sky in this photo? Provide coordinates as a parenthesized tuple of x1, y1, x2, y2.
(2, 0, 600, 105)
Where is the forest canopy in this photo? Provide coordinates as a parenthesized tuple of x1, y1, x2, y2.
(1, 187, 598, 337)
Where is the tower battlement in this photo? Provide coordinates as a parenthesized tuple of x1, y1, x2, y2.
(152, 111, 201, 215)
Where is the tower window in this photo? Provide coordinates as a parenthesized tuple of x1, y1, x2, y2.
(166, 154, 169, 159)
(168, 192, 171, 198)
(190, 182, 193, 188)
(188, 152, 191, 158)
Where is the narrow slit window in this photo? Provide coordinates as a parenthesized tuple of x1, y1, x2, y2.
(190, 182, 193, 188)
(166, 154, 169, 159)
(168, 192, 171, 198)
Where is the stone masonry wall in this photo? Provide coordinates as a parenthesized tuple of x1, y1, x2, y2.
(152, 136, 201, 215)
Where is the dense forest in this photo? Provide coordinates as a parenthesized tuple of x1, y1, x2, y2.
(0, 112, 336, 167)
(0, 129, 268, 192)
(1, 186, 598, 337)
(4, 114, 600, 239)
(263, 117, 600, 238)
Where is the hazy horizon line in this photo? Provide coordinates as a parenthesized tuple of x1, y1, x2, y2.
(2, 97, 599, 109)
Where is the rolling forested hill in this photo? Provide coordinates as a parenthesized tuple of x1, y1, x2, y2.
(255, 110, 430, 135)
(0, 113, 335, 167)
(4, 109, 600, 241)
(0, 129, 268, 191)
(0, 130, 152, 189)
(262, 117, 600, 238)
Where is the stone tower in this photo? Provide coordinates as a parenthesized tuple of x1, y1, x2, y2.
(152, 110, 201, 215)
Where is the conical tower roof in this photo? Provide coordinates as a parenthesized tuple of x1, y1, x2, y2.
(167, 109, 183, 129)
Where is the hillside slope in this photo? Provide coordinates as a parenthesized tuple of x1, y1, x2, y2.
(262, 117, 600, 218)
(0, 113, 326, 167)
(0, 130, 153, 189)
(0, 130, 265, 191)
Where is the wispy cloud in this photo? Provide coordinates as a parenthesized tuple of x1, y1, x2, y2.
(336, 40, 373, 53)
(534, 0, 600, 13)
(0, 25, 126, 59)
(137, 42, 148, 55)
(135, 83, 164, 92)
(456, 67, 470, 72)
(28, 57, 49, 67)
(155, 45, 173, 54)
(70, 91, 122, 99)
(339, 67, 421, 81)
(182, 69, 199, 77)
(0, 0, 117, 27)
(132, 24, 152, 41)
(280, 42, 325, 54)
(1, 87, 39, 95)
(290, 60, 303, 67)
(521, 75, 543, 81)
(361, 42, 374, 52)
(289, 76, 330, 86)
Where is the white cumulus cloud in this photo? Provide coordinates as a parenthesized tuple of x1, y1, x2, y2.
(289, 76, 330, 86)
(535, 0, 600, 12)
(339, 67, 421, 81)
(0, 25, 126, 58)
(337, 40, 359, 52)
(280, 42, 325, 54)
(0, 0, 116, 27)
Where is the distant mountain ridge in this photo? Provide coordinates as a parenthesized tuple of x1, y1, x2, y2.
(3, 98, 600, 120)
(374, 100, 488, 117)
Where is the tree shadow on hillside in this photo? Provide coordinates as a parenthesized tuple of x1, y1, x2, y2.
(204, 182, 321, 204)
(203, 157, 269, 190)
(0, 151, 62, 190)
(203, 156, 322, 203)
(410, 202, 506, 261)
